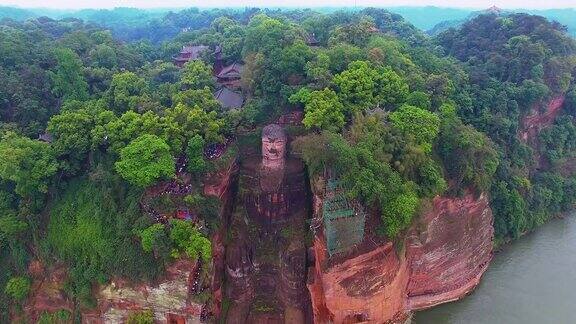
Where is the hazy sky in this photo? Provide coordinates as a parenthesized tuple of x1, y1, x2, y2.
(1, 0, 575, 10)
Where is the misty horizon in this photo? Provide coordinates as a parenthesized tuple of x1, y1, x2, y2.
(0, 0, 575, 10)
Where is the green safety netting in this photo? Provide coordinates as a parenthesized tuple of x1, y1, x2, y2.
(323, 179, 366, 256)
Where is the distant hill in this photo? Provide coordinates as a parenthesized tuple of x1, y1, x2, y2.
(427, 8, 576, 37)
(0, 6, 36, 20)
(0, 6, 171, 23)
(384, 6, 474, 31)
(1, 6, 574, 40)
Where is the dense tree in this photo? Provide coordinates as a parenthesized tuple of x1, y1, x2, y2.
(89, 44, 118, 69)
(186, 135, 207, 175)
(169, 219, 212, 263)
(0, 213, 27, 249)
(138, 224, 171, 259)
(164, 103, 225, 144)
(438, 104, 499, 193)
(0, 133, 58, 198)
(180, 60, 215, 91)
(304, 52, 332, 89)
(405, 91, 432, 110)
(279, 40, 314, 79)
(106, 72, 148, 113)
(389, 105, 440, 153)
(4, 276, 30, 301)
(173, 87, 221, 112)
(51, 48, 89, 102)
(243, 14, 294, 56)
(291, 88, 345, 132)
(47, 109, 95, 173)
(333, 61, 378, 113)
(374, 67, 410, 108)
(115, 134, 175, 187)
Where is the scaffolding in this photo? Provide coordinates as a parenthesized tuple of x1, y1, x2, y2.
(323, 179, 366, 256)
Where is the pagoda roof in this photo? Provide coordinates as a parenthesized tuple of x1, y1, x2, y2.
(216, 62, 244, 79)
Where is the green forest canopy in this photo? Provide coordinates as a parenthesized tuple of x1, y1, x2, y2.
(0, 7, 576, 321)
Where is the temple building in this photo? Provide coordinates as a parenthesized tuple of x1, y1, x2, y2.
(305, 32, 320, 46)
(173, 45, 209, 67)
(216, 62, 244, 88)
(213, 45, 224, 74)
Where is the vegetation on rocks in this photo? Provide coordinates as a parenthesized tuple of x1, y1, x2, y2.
(0, 5, 575, 321)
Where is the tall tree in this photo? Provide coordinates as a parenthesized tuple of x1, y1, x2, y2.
(51, 48, 89, 102)
(389, 104, 440, 153)
(180, 61, 215, 91)
(291, 88, 345, 132)
(0, 133, 58, 198)
(115, 134, 175, 187)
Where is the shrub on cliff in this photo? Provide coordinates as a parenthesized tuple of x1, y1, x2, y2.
(126, 309, 154, 324)
(4, 276, 30, 301)
(47, 177, 162, 305)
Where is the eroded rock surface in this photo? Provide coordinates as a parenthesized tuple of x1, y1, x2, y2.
(308, 237, 409, 323)
(406, 193, 493, 310)
(23, 262, 74, 323)
(520, 95, 566, 143)
(86, 259, 203, 324)
(308, 192, 494, 323)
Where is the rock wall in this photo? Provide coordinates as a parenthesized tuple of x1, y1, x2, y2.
(23, 262, 74, 323)
(308, 192, 494, 323)
(203, 156, 238, 199)
(405, 193, 493, 311)
(520, 95, 566, 144)
(308, 237, 409, 323)
(84, 259, 204, 324)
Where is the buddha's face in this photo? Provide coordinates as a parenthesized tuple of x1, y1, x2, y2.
(262, 137, 285, 161)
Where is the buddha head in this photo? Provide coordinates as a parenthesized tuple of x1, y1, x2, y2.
(261, 124, 286, 169)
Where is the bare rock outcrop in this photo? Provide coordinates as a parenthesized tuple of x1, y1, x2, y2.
(308, 192, 494, 323)
(406, 193, 493, 310)
(308, 237, 409, 323)
(85, 259, 204, 324)
(520, 95, 566, 144)
(23, 262, 74, 323)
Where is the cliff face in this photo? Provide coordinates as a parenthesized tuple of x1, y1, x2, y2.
(83, 259, 204, 324)
(308, 237, 409, 323)
(308, 193, 494, 323)
(520, 95, 566, 144)
(406, 194, 493, 310)
(22, 151, 494, 323)
(23, 261, 74, 323)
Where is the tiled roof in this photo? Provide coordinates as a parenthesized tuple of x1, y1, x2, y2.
(214, 87, 244, 110)
(216, 62, 244, 79)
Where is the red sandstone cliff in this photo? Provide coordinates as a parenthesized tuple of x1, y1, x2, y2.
(520, 95, 565, 144)
(406, 194, 493, 311)
(308, 192, 494, 323)
(22, 261, 74, 323)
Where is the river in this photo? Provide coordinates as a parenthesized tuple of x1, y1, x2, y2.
(415, 214, 576, 324)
